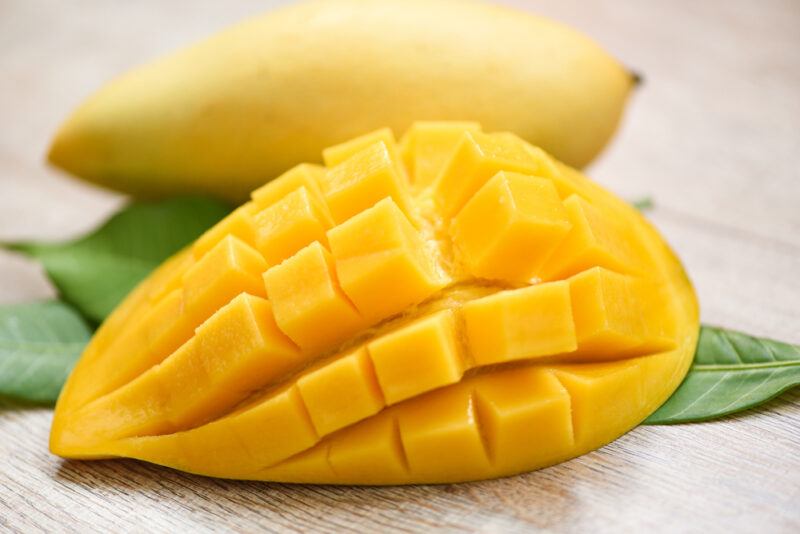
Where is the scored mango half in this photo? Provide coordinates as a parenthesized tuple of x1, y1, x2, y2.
(50, 122, 699, 484)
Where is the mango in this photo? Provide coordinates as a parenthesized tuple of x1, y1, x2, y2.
(47, 0, 635, 203)
(50, 123, 699, 484)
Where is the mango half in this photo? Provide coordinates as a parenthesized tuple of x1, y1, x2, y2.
(50, 123, 699, 484)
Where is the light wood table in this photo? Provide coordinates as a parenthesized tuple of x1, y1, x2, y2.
(1, 1, 798, 532)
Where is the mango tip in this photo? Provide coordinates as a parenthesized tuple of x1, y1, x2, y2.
(629, 69, 644, 88)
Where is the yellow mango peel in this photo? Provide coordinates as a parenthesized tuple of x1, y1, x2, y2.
(50, 123, 699, 484)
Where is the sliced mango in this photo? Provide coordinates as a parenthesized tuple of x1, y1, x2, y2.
(51, 123, 699, 485)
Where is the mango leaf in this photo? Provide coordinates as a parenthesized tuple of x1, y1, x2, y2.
(646, 326, 800, 424)
(631, 197, 654, 211)
(0, 300, 91, 404)
(7, 197, 229, 323)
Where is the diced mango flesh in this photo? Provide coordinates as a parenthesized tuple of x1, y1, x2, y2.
(368, 310, 464, 404)
(451, 171, 572, 281)
(253, 186, 333, 266)
(263, 241, 365, 352)
(250, 163, 326, 212)
(462, 282, 577, 365)
(297, 348, 384, 435)
(320, 141, 413, 224)
(433, 131, 556, 218)
(400, 121, 482, 187)
(51, 123, 699, 485)
(327, 198, 447, 321)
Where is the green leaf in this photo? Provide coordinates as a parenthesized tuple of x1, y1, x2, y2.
(631, 197, 654, 211)
(8, 197, 230, 323)
(645, 326, 800, 424)
(0, 300, 92, 404)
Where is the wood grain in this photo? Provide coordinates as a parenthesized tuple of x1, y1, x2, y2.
(1, 0, 798, 532)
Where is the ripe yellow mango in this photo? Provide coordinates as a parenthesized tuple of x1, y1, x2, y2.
(46, 0, 635, 203)
(50, 123, 699, 484)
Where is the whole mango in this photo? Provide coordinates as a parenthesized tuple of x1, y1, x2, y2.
(50, 123, 699, 484)
(48, 0, 636, 203)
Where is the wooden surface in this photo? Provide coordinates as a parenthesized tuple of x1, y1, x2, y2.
(1, 0, 799, 532)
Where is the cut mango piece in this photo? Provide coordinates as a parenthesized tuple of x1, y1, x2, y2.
(171, 294, 300, 425)
(51, 123, 699, 485)
(183, 235, 267, 312)
(250, 163, 326, 211)
(61, 295, 301, 447)
(540, 195, 646, 280)
(147, 251, 195, 304)
(462, 282, 577, 365)
(297, 348, 384, 435)
(230, 385, 319, 470)
(323, 127, 400, 171)
(192, 205, 258, 259)
(550, 360, 645, 448)
(569, 267, 676, 359)
(253, 186, 333, 266)
(472, 368, 573, 472)
(60, 363, 170, 448)
(367, 310, 464, 404)
(321, 141, 413, 224)
(433, 131, 555, 217)
(398, 384, 492, 481)
(263, 241, 365, 352)
(451, 171, 572, 281)
(65, 288, 186, 408)
(328, 198, 447, 321)
(399, 121, 481, 187)
(327, 413, 409, 485)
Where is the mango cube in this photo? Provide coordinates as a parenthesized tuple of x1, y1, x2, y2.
(321, 141, 413, 224)
(229, 385, 319, 468)
(322, 127, 401, 171)
(263, 241, 365, 352)
(192, 205, 257, 259)
(551, 360, 645, 447)
(452, 171, 571, 281)
(250, 163, 326, 211)
(462, 282, 577, 364)
(399, 121, 482, 186)
(433, 131, 554, 217)
(171, 295, 300, 425)
(367, 310, 464, 404)
(472, 368, 573, 470)
(328, 198, 447, 321)
(183, 235, 267, 308)
(398, 384, 492, 480)
(297, 348, 384, 436)
(569, 267, 675, 358)
(253, 186, 333, 266)
(540, 195, 645, 280)
(328, 413, 409, 484)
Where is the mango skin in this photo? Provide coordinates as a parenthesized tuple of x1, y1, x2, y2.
(48, 0, 634, 203)
(50, 124, 698, 485)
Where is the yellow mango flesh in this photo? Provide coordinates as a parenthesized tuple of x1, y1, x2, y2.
(50, 123, 699, 484)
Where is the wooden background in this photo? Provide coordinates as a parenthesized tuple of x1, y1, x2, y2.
(1, 0, 798, 532)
